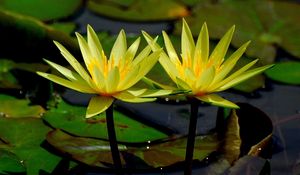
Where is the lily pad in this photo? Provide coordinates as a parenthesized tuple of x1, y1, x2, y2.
(0, 94, 45, 118)
(0, 10, 78, 63)
(265, 61, 300, 85)
(0, 117, 61, 174)
(176, 0, 300, 64)
(46, 129, 219, 168)
(43, 100, 169, 143)
(0, 0, 83, 21)
(50, 22, 77, 35)
(0, 149, 25, 174)
(0, 59, 19, 89)
(87, 0, 189, 21)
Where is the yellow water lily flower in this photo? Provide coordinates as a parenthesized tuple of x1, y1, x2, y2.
(37, 25, 171, 118)
(143, 19, 273, 108)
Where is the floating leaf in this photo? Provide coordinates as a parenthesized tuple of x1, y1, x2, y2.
(0, 94, 45, 118)
(0, 149, 25, 174)
(46, 129, 126, 167)
(46, 129, 219, 168)
(43, 100, 168, 143)
(87, 0, 189, 21)
(128, 134, 219, 168)
(0, 10, 78, 63)
(265, 61, 300, 85)
(0, 0, 83, 21)
(0, 117, 61, 174)
(176, 0, 300, 64)
(271, 1, 300, 58)
(0, 59, 19, 89)
(50, 22, 77, 35)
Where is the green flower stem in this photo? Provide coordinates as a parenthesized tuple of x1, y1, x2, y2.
(184, 98, 199, 175)
(106, 104, 123, 174)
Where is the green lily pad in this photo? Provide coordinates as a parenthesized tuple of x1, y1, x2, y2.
(43, 100, 168, 143)
(265, 61, 300, 85)
(87, 0, 189, 21)
(0, 94, 45, 118)
(176, 0, 300, 64)
(0, 117, 61, 174)
(50, 22, 77, 35)
(0, 149, 26, 174)
(0, 59, 19, 89)
(0, 10, 78, 63)
(46, 129, 219, 168)
(0, 0, 83, 21)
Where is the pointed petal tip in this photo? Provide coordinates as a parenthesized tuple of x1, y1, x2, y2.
(202, 22, 208, 29)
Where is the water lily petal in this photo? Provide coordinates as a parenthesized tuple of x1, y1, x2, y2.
(218, 64, 274, 91)
(118, 65, 140, 90)
(125, 50, 161, 89)
(181, 19, 195, 66)
(193, 22, 209, 70)
(212, 41, 251, 85)
(127, 88, 147, 96)
(196, 66, 215, 90)
(211, 59, 259, 91)
(110, 29, 127, 66)
(125, 37, 140, 63)
(76, 32, 93, 67)
(106, 67, 120, 93)
(86, 96, 114, 118)
(138, 89, 173, 97)
(142, 31, 161, 51)
(114, 91, 156, 103)
(53, 41, 93, 85)
(44, 59, 85, 84)
(87, 25, 103, 60)
(91, 66, 106, 91)
(184, 67, 196, 84)
(137, 50, 161, 76)
(159, 53, 180, 82)
(132, 45, 152, 66)
(196, 94, 239, 109)
(209, 25, 235, 66)
(176, 77, 191, 90)
(142, 77, 176, 90)
(162, 31, 180, 65)
(36, 72, 95, 93)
